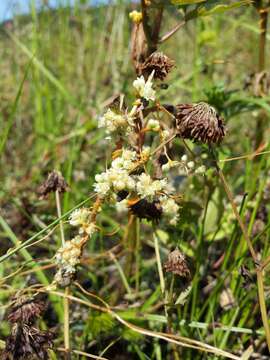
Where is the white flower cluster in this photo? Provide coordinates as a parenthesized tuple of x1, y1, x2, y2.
(133, 71, 156, 101)
(181, 154, 207, 175)
(160, 196, 180, 225)
(94, 149, 137, 199)
(137, 173, 168, 199)
(56, 236, 82, 268)
(54, 207, 98, 286)
(162, 153, 207, 176)
(99, 109, 133, 135)
(69, 207, 97, 235)
(54, 236, 83, 286)
(93, 146, 181, 224)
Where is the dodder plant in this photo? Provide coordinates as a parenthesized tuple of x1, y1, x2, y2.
(2, 1, 270, 359)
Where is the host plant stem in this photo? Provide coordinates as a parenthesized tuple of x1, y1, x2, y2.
(55, 189, 70, 357)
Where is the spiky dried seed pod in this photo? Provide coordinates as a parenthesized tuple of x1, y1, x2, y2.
(141, 52, 175, 81)
(164, 249, 190, 278)
(2, 323, 54, 360)
(8, 296, 45, 325)
(129, 198, 162, 222)
(37, 170, 69, 198)
(175, 102, 225, 144)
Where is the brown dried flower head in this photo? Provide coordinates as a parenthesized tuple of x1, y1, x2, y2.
(131, 22, 148, 74)
(128, 198, 162, 222)
(141, 52, 175, 81)
(175, 102, 225, 144)
(3, 323, 54, 360)
(8, 296, 45, 325)
(164, 249, 190, 278)
(37, 170, 69, 198)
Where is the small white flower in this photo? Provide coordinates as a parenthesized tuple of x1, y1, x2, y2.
(169, 216, 179, 226)
(116, 199, 128, 213)
(99, 109, 128, 134)
(162, 160, 179, 172)
(94, 166, 135, 198)
(181, 154, 188, 162)
(56, 236, 82, 267)
(161, 129, 170, 140)
(160, 196, 180, 226)
(162, 162, 171, 172)
(136, 173, 167, 199)
(94, 172, 111, 197)
(111, 149, 136, 171)
(136, 173, 154, 197)
(141, 146, 151, 159)
(69, 208, 90, 227)
(122, 148, 137, 161)
(147, 119, 160, 131)
(160, 197, 179, 214)
(195, 165, 206, 174)
(133, 71, 156, 101)
(81, 222, 97, 236)
(187, 161, 195, 169)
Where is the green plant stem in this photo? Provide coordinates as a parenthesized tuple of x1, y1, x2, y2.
(255, 3, 268, 146)
(56, 190, 65, 247)
(258, 7, 268, 72)
(123, 213, 137, 279)
(55, 190, 70, 358)
(257, 270, 270, 352)
(216, 165, 257, 262)
(153, 231, 165, 295)
(135, 218, 141, 293)
(110, 252, 132, 295)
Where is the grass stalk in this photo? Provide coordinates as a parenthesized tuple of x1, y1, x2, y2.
(135, 218, 141, 293)
(153, 231, 165, 295)
(258, 7, 268, 72)
(212, 148, 270, 352)
(55, 189, 70, 357)
(257, 270, 270, 352)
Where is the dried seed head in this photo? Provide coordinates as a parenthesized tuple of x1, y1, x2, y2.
(175, 102, 225, 144)
(128, 198, 162, 222)
(131, 22, 148, 74)
(37, 170, 69, 198)
(141, 52, 175, 81)
(3, 323, 54, 360)
(8, 296, 45, 325)
(164, 249, 190, 278)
